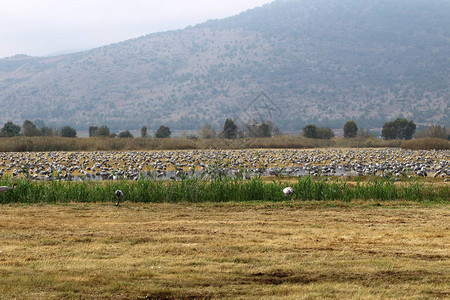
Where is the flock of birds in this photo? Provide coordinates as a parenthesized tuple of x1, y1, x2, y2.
(0, 148, 448, 205)
(0, 148, 447, 181)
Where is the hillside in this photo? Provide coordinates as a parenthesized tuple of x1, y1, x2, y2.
(0, 0, 449, 131)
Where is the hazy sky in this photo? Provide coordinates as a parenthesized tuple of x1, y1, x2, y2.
(0, 0, 273, 58)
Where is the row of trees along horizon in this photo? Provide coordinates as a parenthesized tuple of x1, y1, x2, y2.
(0, 119, 448, 140)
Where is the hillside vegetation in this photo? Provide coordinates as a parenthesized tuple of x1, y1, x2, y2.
(0, 0, 448, 130)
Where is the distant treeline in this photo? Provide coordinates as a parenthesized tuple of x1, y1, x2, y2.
(3, 118, 448, 140)
(0, 119, 448, 152)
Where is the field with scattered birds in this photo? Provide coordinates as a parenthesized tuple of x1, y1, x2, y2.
(0, 148, 448, 299)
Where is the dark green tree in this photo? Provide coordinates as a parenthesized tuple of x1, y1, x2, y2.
(382, 118, 416, 140)
(155, 125, 171, 138)
(316, 127, 335, 139)
(94, 126, 110, 137)
(396, 118, 416, 140)
(302, 124, 317, 138)
(40, 126, 58, 136)
(22, 120, 41, 137)
(1, 121, 21, 137)
(246, 122, 271, 137)
(60, 126, 77, 138)
(118, 130, 134, 138)
(260, 123, 271, 137)
(89, 126, 99, 137)
(140, 126, 148, 138)
(343, 120, 358, 138)
(222, 118, 238, 139)
(381, 121, 397, 140)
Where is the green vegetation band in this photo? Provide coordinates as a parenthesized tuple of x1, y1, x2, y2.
(0, 177, 448, 204)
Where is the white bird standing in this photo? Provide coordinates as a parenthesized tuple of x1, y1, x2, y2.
(0, 183, 17, 193)
(283, 187, 294, 199)
(115, 189, 123, 206)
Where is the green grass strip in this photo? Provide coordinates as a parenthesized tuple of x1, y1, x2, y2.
(0, 176, 448, 204)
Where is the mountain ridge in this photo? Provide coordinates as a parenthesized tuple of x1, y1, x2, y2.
(0, 0, 448, 131)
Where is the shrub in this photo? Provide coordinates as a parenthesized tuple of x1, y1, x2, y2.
(198, 124, 216, 139)
(118, 130, 134, 138)
(246, 122, 271, 138)
(41, 126, 58, 136)
(357, 128, 374, 138)
(316, 127, 335, 139)
(303, 125, 334, 139)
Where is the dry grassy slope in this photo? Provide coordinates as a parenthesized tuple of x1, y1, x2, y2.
(0, 0, 449, 130)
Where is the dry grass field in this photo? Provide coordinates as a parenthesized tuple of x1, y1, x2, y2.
(0, 202, 449, 299)
(0, 136, 397, 153)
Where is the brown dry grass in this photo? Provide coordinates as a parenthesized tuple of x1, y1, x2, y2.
(0, 202, 449, 299)
(0, 136, 403, 152)
(402, 138, 450, 150)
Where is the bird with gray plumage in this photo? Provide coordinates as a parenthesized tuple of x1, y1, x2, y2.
(115, 189, 123, 206)
(0, 183, 17, 193)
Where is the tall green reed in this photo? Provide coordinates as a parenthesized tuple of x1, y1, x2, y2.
(0, 176, 447, 204)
